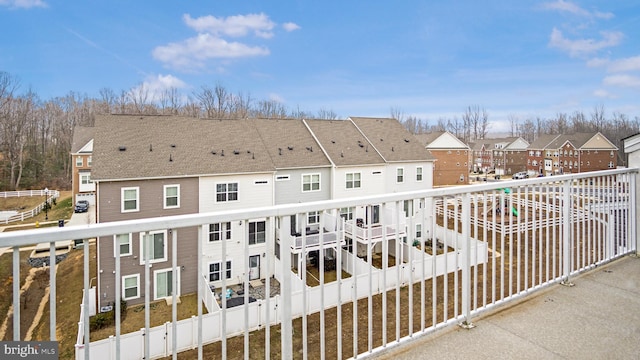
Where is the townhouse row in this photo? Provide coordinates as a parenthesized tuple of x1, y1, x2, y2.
(72, 115, 435, 309)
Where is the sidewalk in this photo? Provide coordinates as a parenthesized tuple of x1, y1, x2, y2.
(375, 255, 640, 360)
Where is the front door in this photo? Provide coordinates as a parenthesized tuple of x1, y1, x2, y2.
(249, 255, 260, 280)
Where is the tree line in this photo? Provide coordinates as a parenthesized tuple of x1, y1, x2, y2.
(1, 70, 638, 190)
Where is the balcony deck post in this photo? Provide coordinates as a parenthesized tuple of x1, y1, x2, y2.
(460, 193, 474, 329)
(561, 181, 575, 286)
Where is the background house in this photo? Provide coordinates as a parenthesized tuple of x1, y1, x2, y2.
(415, 131, 470, 186)
(71, 126, 95, 204)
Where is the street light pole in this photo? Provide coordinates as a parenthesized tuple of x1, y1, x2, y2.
(44, 187, 49, 221)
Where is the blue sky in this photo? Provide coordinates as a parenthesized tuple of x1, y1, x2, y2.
(1, 0, 639, 131)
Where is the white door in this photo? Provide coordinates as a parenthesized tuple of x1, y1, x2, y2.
(249, 255, 260, 280)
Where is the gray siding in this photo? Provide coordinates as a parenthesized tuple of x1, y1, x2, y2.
(274, 167, 332, 205)
(97, 177, 199, 307)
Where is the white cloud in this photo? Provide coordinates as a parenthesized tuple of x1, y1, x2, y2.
(603, 74, 640, 88)
(586, 57, 609, 68)
(593, 89, 616, 98)
(0, 0, 46, 8)
(607, 56, 640, 73)
(282, 22, 301, 32)
(541, 0, 613, 19)
(268, 93, 285, 103)
(183, 13, 275, 39)
(153, 33, 269, 70)
(549, 28, 623, 57)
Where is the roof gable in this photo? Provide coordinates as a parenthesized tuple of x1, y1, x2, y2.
(504, 137, 529, 150)
(581, 132, 617, 150)
(418, 131, 469, 150)
(349, 117, 435, 162)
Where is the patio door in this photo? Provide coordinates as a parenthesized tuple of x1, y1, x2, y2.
(155, 268, 179, 300)
(249, 255, 260, 280)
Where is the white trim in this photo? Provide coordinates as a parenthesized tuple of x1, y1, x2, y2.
(122, 273, 140, 301)
(302, 173, 321, 192)
(139, 230, 168, 265)
(163, 184, 180, 209)
(416, 166, 423, 182)
(207, 259, 233, 283)
(121, 187, 139, 213)
(345, 172, 361, 189)
(153, 267, 180, 300)
(113, 233, 132, 257)
(396, 167, 405, 183)
(215, 182, 239, 202)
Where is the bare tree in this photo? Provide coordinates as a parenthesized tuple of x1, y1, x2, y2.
(508, 114, 518, 137)
(127, 83, 152, 114)
(591, 104, 606, 132)
(317, 108, 338, 120)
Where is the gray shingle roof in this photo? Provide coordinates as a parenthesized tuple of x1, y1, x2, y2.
(350, 117, 435, 162)
(71, 126, 95, 153)
(304, 119, 385, 166)
(251, 118, 332, 169)
(91, 115, 275, 180)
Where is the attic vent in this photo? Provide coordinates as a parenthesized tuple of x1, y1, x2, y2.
(211, 150, 217, 155)
(171, 144, 176, 148)
(278, 148, 282, 155)
(118, 146, 126, 152)
(287, 146, 294, 151)
(340, 151, 344, 158)
(331, 140, 336, 144)
(233, 150, 240, 155)
(169, 154, 173, 162)
(150, 144, 153, 152)
(306, 146, 313, 152)
(380, 138, 383, 141)
(358, 143, 364, 148)
(404, 139, 410, 143)
(221, 150, 225, 156)
(391, 146, 394, 152)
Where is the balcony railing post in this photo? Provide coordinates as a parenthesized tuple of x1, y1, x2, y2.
(561, 180, 574, 286)
(279, 216, 293, 359)
(459, 193, 474, 329)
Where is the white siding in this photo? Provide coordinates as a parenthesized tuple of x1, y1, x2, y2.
(199, 173, 273, 213)
(385, 162, 433, 193)
(332, 165, 386, 199)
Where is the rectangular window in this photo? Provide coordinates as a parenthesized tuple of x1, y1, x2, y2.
(80, 173, 92, 185)
(154, 269, 178, 300)
(208, 222, 231, 242)
(340, 207, 354, 221)
(302, 174, 320, 192)
(307, 211, 320, 225)
(416, 167, 423, 181)
(140, 230, 167, 264)
(209, 260, 232, 282)
(121, 187, 139, 212)
(76, 156, 83, 167)
(249, 221, 266, 245)
(87, 156, 92, 166)
(164, 184, 180, 209)
(122, 274, 140, 300)
(416, 223, 422, 239)
(396, 168, 404, 183)
(114, 233, 132, 256)
(216, 183, 238, 202)
(345, 172, 361, 189)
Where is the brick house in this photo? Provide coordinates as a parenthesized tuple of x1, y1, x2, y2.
(415, 131, 470, 186)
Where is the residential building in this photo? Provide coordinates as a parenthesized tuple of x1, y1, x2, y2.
(71, 126, 95, 204)
(415, 131, 470, 186)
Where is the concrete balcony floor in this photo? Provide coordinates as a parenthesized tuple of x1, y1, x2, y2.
(375, 255, 640, 360)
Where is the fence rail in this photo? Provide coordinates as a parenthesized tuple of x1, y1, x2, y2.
(0, 169, 636, 360)
(0, 189, 60, 225)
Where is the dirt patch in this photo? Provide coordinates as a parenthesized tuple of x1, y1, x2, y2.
(1, 267, 50, 341)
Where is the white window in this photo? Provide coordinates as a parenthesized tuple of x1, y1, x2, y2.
(416, 167, 423, 181)
(346, 172, 361, 189)
(208, 222, 231, 242)
(114, 233, 132, 256)
(396, 168, 404, 183)
(209, 260, 232, 282)
(608, 161, 614, 168)
(307, 211, 320, 225)
(249, 221, 266, 245)
(80, 173, 92, 185)
(416, 223, 422, 239)
(340, 207, 354, 221)
(87, 156, 92, 166)
(121, 187, 139, 212)
(302, 174, 320, 192)
(154, 268, 179, 300)
(76, 156, 83, 167)
(164, 184, 180, 209)
(122, 274, 140, 300)
(216, 183, 238, 202)
(139, 230, 167, 264)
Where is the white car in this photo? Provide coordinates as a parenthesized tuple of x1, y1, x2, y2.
(512, 171, 529, 179)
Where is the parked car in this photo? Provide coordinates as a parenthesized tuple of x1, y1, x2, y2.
(74, 200, 89, 213)
(512, 171, 529, 180)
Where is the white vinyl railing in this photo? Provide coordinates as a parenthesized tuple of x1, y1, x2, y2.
(0, 189, 60, 224)
(0, 169, 636, 360)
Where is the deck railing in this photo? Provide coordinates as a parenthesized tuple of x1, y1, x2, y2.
(0, 169, 636, 360)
